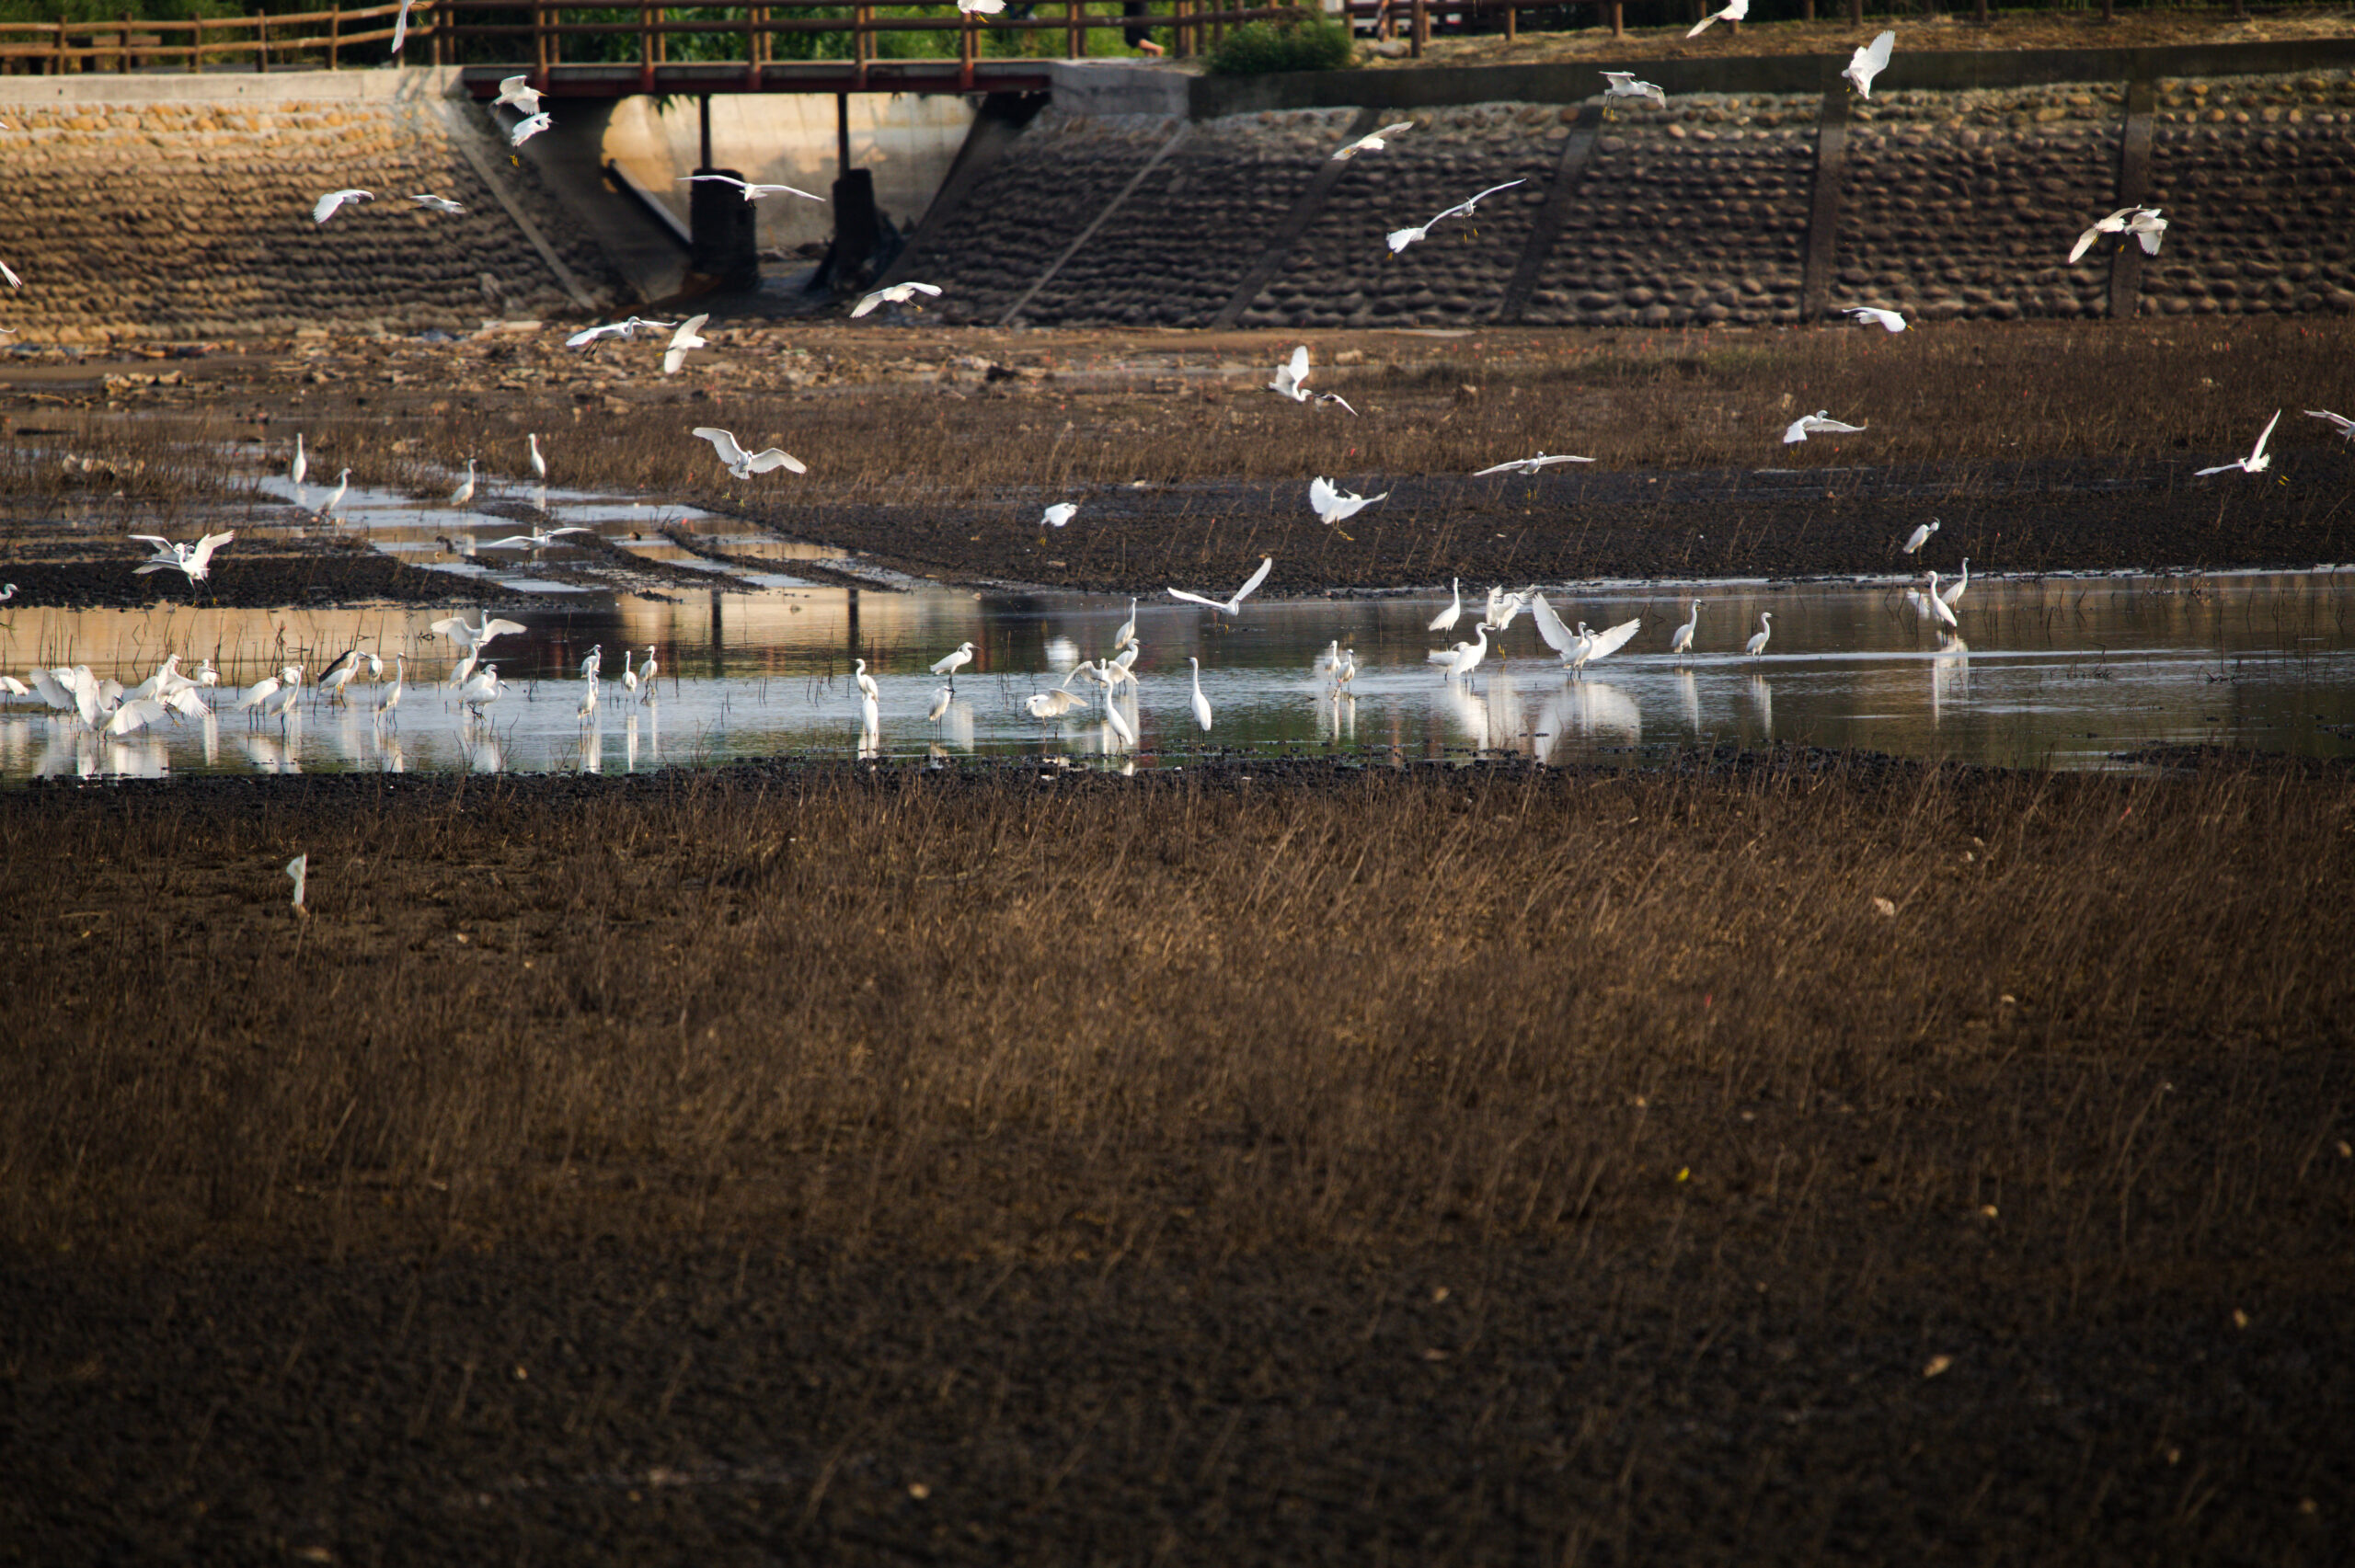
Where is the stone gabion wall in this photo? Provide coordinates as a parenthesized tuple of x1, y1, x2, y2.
(1023, 109, 1353, 329)
(1524, 92, 1818, 328)
(2145, 72, 2355, 316)
(0, 93, 621, 342)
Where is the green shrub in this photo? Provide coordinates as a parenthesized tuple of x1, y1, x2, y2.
(1204, 13, 1353, 77)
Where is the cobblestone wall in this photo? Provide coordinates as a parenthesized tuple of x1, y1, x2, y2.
(0, 83, 622, 342)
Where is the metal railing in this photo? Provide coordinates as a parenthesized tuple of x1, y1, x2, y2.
(0, 4, 423, 73)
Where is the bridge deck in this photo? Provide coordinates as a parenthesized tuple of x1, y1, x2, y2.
(460, 61, 1053, 100)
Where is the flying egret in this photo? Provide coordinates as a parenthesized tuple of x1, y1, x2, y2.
(431, 612, 527, 662)
(316, 468, 350, 519)
(1430, 179, 1527, 228)
(1445, 623, 1493, 681)
(661, 313, 709, 375)
(2305, 408, 2354, 442)
(481, 525, 593, 552)
(854, 657, 880, 703)
(1430, 578, 1464, 633)
(1783, 410, 1867, 444)
(1473, 451, 1594, 477)
(1670, 600, 1702, 657)
(931, 641, 976, 688)
(390, 0, 414, 52)
(1188, 657, 1212, 733)
(131, 529, 236, 585)
(313, 189, 372, 224)
(1602, 73, 1667, 109)
(692, 427, 806, 479)
(1745, 612, 1774, 657)
(102, 696, 170, 738)
(959, 0, 1007, 15)
(289, 431, 307, 486)
(1332, 120, 1415, 160)
(1938, 558, 1970, 608)
(510, 112, 552, 148)
(1843, 305, 1907, 332)
(527, 432, 546, 479)
(2071, 205, 2166, 264)
(2195, 411, 2282, 476)
(1269, 344, 1313, 401)
(1041, 502, 1079, 529)
(1901, 517, 1941, 554)
(637, 645, 659, 701)
(1842, 30, 1896, 97)
(1686, 0, 1747, 36)
(409, 193, 465, 214)
(566, 316, 673, 348)
(492, 74, 542, 113)
(0, 261, 17, 289)
(1308, 476, 1389, 526)
(679, 173, 825, 202)
(1022, 687, 1087, 720)
(446, 458, 477, 508)
(851, 281, 943, 317)
(1906, 573, 1959, 627)
(1169, 556, 1274, 619)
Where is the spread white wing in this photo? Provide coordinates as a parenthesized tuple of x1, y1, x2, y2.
(1583, 617, 1643, 662)
(1230, 555, 1275, 606)
(693, 427, 750, 465)
(1530, 594, 1580, 658)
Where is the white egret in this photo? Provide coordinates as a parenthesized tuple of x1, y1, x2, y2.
(1041, 502, 1079, 529)
(0, 583, 13, 602)
(1022, 688, 1087, 719)
(1473, 451, 1593, 477)
(195, 658, 219, 686)
(103, 696, 170, 738)
(448, 458, 477, 507)
(577, 672, 599, 722)
(1602, 73, 1668, 109)
(2069, 205, 2165, 263)
(1572, 617, 1643, 674)
(1686, 0, 1747, 36)
(1332, 120, 1415, 160)
(163, 685, 210, 720)
(1906, 573, 1959, 627)
(1268, 344, 1314, 402)
(2195, 410, 2282, 477)
(1939, 559, 1970, 607)
(928, 686, 955, 723)
(1670, 600, 1702, 656)
(0, 262, 17, 289)
(1333, 649, 1358, 695)
(692, 427, 807, 479)
(1430, 179, 1526, 228)
(1530, 594, 1580, 664)
(131, 529, 235, 585)
(931, 641, 976, 687)
(317, 647, 366, 703)
(431, 612, 527, 658)
(680, 173, 824, 203)
(290, 431, 307, 486)
(637, 645, 659, 701)
(1187, 657, 1212, 733)
(527, 432, 546, 478)
(1446, 623, 1493, 681)
(621, 658, 638, 701)
(316, 468, 350, 519)
(287, 854, 308, 914)
(492, 74, 542, 114)
(1430, 578, 1464, 633)
(1901, 517, 1940, 554)
(0, 675, 27, 699)
(1309, 476, 1389, 525)
(1842, 30, 1896, 97)
(566, 316, 673, 349)
(1745, 612, 1774, 657)
(390, 0, 414, 52)
(1103, 697, 1136, 747)
(374, 655, 405, 722)
(480, 525, 593, 552)
(1169, 555, 1274, 619)
(661, 313, 709, 376)
(958, 0, 1007, 16)
(579, 645, 603, 683)
(851, 281, 943, 317)
(313, 189, 372, 224)
(854, 657, 880, 703)
(1783, 410, 1867, 444)
(510, 113, 552, 148)
(409, 193, 465, 214)
(459, 663, 507, 715)
(2306, 408, 2355, 442)
(1843, 305, 1907, 332)
(860, 691, 880, 739)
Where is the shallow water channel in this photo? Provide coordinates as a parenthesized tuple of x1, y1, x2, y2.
(6, 548, 2353, 780)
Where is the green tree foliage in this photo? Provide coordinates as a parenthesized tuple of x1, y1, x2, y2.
(1204, 12, 1350, 76)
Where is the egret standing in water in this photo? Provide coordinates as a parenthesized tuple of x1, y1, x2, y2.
(854, 657, 880, 703)
(448, 458, 477, 508)
(1188, 658, 1212, 733)
(1902, 518, 1941, 555)
(527, 432, 546, 479)
(374, 655, 406, 724)
(931, 641, 976, 689)
(1670, 600, 1703, 658)
(1430, 578, 1463, 634)
(637, 645, 659, 701)
(289, 431, 307, 486)
(1746, 612, 1774, 657)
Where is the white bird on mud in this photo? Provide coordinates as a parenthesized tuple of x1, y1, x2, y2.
(1169, 556, 1275, 620)
(930, 641, 977, 687)
(1902, 517, 1940, 554)
(1670, 600, 1703, 657)
(447, 458, 477, 508)
(289, 431, 307, 486)
(1187, 657, 1213, 733)
(680, 173, 824, 203)
(1939, 559, 1971, 607)
(1309, 476, 1388, 526)
(131, 529, 236, 585)
(1844, 305, 1907, 333)
(2069, 205, 2165, 263)
(693, 427, 806, 480)
(1686, 0, 1747, 36)
(431, 612, 527, 659)
(851, 281, 943, 317)
(1332, 120, 1415, 160)
(510, 112, 552, 148)
(1602, 73, 1668, 109)
(1784, 410, 1867, 444)
(492, 74, 542, 114)
(661, 314, 710, 376)
(1746, 612, 1774, 657)
(1906, 572, 1959, 627)
(313, 189, 372, 224)
(2305, 408, 2354, 442)
(1040, 502, 1078, 529)
(566, 316, 672, 349)
(409, 193, 465, 215)
(2195, 410, 2282, 477)
(527, 432, 546, 479)
(1843, 30, 1897, 97)
(1474, 451, 1593, 477)
(1430, 578, 1464, 633)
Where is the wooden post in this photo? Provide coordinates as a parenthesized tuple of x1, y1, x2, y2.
(1973, 0, 1986, 26)
(534, 1, 548, 76)
(1504, 0, 1516, 45)
(328, 6, 339, 68)
(192, 15, 203, 72)
(257, 14, 268, 72)
(639, 0, 653, 87)
(1803, 0, 1813, 21)
(1846, 0, 1860, 26)
(959, 9, 974, 89)
(1069, 0, 1083, 60)
(1409, 0, 1424, 58)
(1610, 3, 1623, 40)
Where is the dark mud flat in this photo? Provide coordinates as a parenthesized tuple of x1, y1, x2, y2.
(2, 756, 2350, 1562)
(0, 541, 500, 611)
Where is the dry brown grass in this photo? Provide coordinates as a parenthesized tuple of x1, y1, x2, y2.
(2, 753, 2348, 1284)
